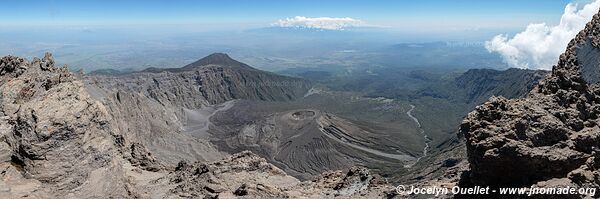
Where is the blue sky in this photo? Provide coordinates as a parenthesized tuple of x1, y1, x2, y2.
(0, 0, 578, 31)
(1, 0, 597, 72)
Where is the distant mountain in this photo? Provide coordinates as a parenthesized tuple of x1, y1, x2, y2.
(93, 53, 311, 104)
(142, 53, 255, 73)
(183, 53, 253, 69)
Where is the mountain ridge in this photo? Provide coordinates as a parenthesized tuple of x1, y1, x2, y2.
(454, 68, 548, 104)
(456, 8, 600, 197)
(0, 52, 392, 198)
(141, 53, 256, 73)
(2, 10, 597, 197)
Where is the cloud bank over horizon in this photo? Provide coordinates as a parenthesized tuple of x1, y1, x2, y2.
(272, 16, 373, 30)
(485, 0, 600, 70)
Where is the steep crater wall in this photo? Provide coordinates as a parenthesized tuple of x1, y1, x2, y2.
(458, 10, 600, 194)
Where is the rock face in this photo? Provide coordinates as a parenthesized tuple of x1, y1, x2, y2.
(83, 53, 311, 166)
(0, 53, 131, 198)
(152, 151, 395, 199)
(459, 10, 600, 193)
(0, 52, 396, 198)
(0, 54, 393, 198)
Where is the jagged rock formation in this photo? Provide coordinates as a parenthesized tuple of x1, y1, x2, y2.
(0, 53, 131, 198)
(150, 151, 396, 198)
(1, 53, 398, 198)
(458, 10, 600, 196)
(0, 54, 404, 198)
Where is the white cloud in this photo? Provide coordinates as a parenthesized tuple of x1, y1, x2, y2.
(272, 16, 370, 30)
(485, 0, 600, 70)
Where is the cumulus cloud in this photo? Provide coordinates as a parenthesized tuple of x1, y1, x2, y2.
(485, 0, 600, 70)
(272, 16, 369, 30)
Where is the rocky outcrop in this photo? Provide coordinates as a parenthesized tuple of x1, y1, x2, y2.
(0, 53, 131, 198)
(0, 53, 397, 198)
(152, 151, 396, 198)
(458, 9, 600, 196)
